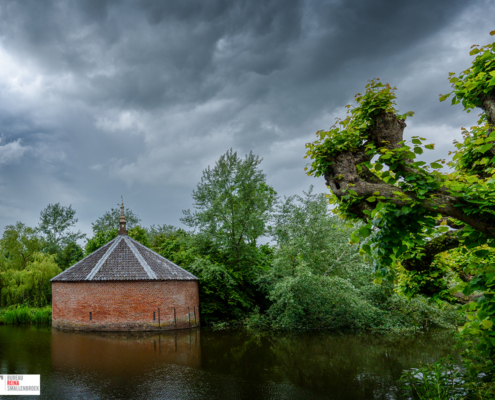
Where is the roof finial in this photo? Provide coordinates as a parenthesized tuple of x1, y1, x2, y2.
(119, 195, 128, 235)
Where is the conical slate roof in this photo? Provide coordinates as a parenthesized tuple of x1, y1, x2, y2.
(51, 235, 198, 282)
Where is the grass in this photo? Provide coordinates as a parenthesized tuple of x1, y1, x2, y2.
(0, 306, 52, 325)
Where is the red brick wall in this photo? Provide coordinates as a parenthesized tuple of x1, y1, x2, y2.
(52, 281, 200, 331)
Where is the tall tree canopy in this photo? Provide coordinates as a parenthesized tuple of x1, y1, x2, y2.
(38, 203, 85, 253)
(180, 149, 277, 320)
(0, 222, 44, 270)
(181, 149, 277, 268)
(306, 33, 495, 358)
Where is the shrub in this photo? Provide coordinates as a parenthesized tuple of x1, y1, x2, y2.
(261, 266, 385, 330)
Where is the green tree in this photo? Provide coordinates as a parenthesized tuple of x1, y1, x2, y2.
(128, 226, 150, 247)
(38, 203, 85, 254)
(181, 149, 277, 319)
(0, 222, 44, 270)
(151, 228, 259, 322)
(85, 229, 118, 255)
(267, 187, 361, 277)
(92, 207, 140, 233)
(254, 188, 458, 331)
(146, 224, 177, 242)
(150, 229, 198, 266)
(55, 241, 84, 270)
(181, 149, 277, 271)
(0, 253, 60, 307)
(305, 33, 495, 360)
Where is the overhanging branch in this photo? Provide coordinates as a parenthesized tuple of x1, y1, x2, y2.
(401, 230, 460, 272)
(324, 111, 495, 238)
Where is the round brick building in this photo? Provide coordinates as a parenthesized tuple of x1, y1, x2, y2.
(51, 202, 199, 331)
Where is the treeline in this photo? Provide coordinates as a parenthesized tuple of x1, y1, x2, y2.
(0, 149, 460, 330)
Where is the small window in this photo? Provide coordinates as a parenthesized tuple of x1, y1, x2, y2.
(89, 312, 92, 321)
(153, 311, 156, 321)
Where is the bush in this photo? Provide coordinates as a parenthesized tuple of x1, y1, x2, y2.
(249, 261, 462, 332)
(258, 266, 384, 330)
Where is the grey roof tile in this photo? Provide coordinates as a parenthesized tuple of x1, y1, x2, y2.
(132, 238, 196, 280)
(51, 235, 198, 282)
(51, 239, 116, 282)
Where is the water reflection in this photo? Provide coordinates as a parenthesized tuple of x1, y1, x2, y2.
(52, 329, 201, 371)
(0, 325, 458, 400)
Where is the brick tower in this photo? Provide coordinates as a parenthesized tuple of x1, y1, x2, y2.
(50, 200, 200, 331)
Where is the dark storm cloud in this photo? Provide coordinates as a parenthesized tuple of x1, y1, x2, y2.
(0, 0, 492, 234)
(0, 0, 304, 108)
(0, 0, 466, 109)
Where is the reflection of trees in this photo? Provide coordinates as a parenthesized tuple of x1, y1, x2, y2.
(200, 330, 458, 399)
(0, 326, 457, 400)
(0, 325, 53, 377)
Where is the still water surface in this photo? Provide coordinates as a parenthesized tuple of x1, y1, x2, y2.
(0, 325, 457, 399)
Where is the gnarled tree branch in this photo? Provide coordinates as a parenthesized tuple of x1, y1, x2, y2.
(324, 111, 495, 238)
(402, 230, 460, 272)
(481, 95, 495, 127)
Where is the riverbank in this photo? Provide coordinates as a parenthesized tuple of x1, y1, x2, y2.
(0, 306, 52, 325)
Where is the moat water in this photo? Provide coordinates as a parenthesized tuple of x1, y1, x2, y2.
(0, 325, 457, 399)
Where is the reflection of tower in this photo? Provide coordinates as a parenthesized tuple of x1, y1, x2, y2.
(51, 329, 201, 397)
(119, 196, 128, 236)
(51, 329, 201, 368)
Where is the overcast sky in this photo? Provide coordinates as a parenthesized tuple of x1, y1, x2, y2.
(0, 0, 493, 237)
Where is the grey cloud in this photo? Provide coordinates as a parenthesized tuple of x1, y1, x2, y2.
(0, 139, 28, 164)
(0, 0, 492, 235)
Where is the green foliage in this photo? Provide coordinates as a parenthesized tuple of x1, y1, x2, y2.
(304, 33, 495, 363)
(38, 203, 85, 254)
(85, 229, 118, 255)
(128, 226, 151, 247)
(252, 188, 460, 331)
(305, 79, 414, 178)
(400, 355, 495, 400)
(151, 229, 222, 268)
(400, 357, 465, 399)
(91, 207, 141, 234)
(0, 222, 44, 270)
(397, 258, 452, 300)
(146, 224, 177, 241)
(151, 228, 272, 322)
(439, 32, 495, 180)
(0, 253, 61, 307)
(180, 149, 277, 321)
(263, 267, 382, 330)
(450, 123, 495, 178)
(55, 241, 84, 270)
(440, 33, 495, 111)
(0, 222, 62, 307)
(85, 225, 152, 254)
(253, 250, 460, 332)
(267, 187, 360, 276)
(0, 306, 52, 325)
(453, 246, 495, 359)
(181, 149, 277, 269)
(187, 258, 252, 321)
